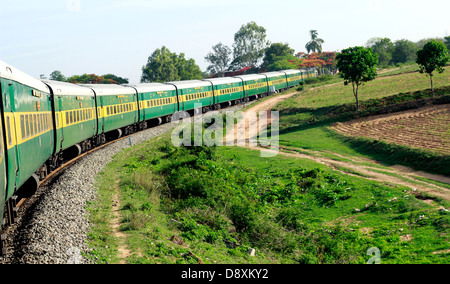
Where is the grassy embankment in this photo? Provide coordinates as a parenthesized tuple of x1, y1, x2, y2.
(274, 65, 450, 176)
(87, 65, 450, 264)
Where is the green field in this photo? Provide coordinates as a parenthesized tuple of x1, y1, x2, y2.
(87, 66, 450, 264)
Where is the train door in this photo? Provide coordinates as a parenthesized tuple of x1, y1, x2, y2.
(0, 82, 7, 227)
(3, 83, 20, 199)
(57, 97, 64, 152)
(0, 88, 7, 254)
(99, 96, 105, 134)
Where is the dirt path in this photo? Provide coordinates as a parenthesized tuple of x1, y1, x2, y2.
(236, 93, 450, 203)
(224, 92, 298, 145)
(111, 180, 132, 264)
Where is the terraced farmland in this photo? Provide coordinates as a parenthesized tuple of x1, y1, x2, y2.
(332, 104, 450, 155)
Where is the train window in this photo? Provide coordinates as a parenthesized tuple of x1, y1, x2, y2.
(34, 114, 38, 135)
(29, 115, 34, 137)
(25, 115, 30, 138)
(20, 115, 25, 140)
(121, 105, 123, 113)
(6, 116, 12, 146)
(77, 110, 80, 122)
(70, 111, 73, 124)
(39, 114, 43, 132)
(36, 114, 41, 133)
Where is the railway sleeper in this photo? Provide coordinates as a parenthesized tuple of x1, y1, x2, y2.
(5, 196, 20, 227)
(1, 232, 7, 255)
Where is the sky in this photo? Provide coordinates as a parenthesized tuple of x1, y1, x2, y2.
(1, 0, 449, 84)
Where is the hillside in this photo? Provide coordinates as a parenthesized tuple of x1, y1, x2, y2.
(87, 66, 450, 264)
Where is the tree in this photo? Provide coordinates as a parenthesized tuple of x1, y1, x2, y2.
(416, 39, 449, 97)
(141, 46, 180, 83)
(205, 43, 232, 77)
(176, 54, 203, 81)
(305, 30, 324, 54)
(366, 37, 394, 67)
(336, 46, 378, 111)
(231, 21, 270, 70)
(50, 70, 66, 82)
(141, 46, 203, 83)
(444, 36, 450, 52)
(266, 57, 298, 71)
(66, 74, 119, 84)
(392, 39, 416, 64)
(103, 74, 129, 84)
(262, 43, 295, 68)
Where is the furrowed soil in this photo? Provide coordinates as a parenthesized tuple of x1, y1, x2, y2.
(332, 104, 450, 155)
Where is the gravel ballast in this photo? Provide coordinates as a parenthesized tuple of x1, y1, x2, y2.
(0, 104, 251, 264)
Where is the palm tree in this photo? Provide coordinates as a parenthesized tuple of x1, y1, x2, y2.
(305, 30, 324, 54)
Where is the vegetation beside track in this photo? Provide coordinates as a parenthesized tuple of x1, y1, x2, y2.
(87, 65, 450, 264)
(87, 134, 449, 264)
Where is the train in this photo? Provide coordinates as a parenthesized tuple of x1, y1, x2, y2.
(0, 59, 316, 253)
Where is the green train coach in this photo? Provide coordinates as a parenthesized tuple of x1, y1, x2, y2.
(166, 80, 214, 114)
(203, 77, 244, 109)
(43, 80, 97, 163)
(0, 61, 54, 243)
(81, 84, 139, 139)
(129, 83, 178, 127)
(283, 69, 303, 88)
(262, 71, 289, 93)
(234, 74, 269, 101)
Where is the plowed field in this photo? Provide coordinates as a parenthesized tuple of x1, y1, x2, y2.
(332, 104, 450, 155)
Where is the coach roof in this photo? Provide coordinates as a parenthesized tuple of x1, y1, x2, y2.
(127, 83, 176, 93)
(42, 80, 95, 97)
(165, 80, 211, 89)
(78, 84, 136, 96)
(202, 77, 242, 85)
(0, 60, 50, 93)
(233, 74, 266, 82)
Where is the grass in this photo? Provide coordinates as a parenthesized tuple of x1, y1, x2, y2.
(86, 131, 449, 264)
(86, 64, 450, 264)
(273, 65, 450, 176)
(280, 66, 450, 111)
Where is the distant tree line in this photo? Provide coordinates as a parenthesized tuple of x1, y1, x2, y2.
(366, 36, 450, 68)
(42, 70, 129, 84)
(337, 39, 449, 111)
